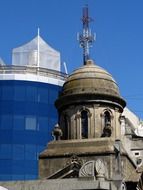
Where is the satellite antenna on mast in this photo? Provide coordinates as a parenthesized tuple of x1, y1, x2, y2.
(78, 5, 95, 65)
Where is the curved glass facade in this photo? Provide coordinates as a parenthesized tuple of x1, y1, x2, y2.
(0, 80, 62, 180)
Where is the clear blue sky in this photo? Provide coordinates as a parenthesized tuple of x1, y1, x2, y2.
(0, 0, 143, 119)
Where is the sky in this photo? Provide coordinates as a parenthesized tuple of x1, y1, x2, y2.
(0, 0, 143, 119)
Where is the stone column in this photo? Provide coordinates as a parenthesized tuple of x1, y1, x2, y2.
(93, 104, 100, 138)
(75, 112, 81, 139)
(120, 116, 126, 137)
(114, 108, 121, 140)
(100, 110, 105, 138)
(88, 111, 92, 138)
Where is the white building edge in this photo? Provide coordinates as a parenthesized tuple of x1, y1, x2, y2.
(122, 107, 143, 137)
(121, 107, 143, 168)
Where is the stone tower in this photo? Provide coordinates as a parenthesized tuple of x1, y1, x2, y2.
(55, 59, 126, 141)
(39, 6, 140, 190)
(39, 58, 127, 180)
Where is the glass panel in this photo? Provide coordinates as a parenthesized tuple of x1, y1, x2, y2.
(13, 115, 25, 130)
(0, 175, 12, 180)
(0, 144, 12, 159)
(12, 160, 25, 173)
(1, 115, 13, 129)
(0, 85, 2, 99)
(0, 160, 12, 173)
(12, 175, 25, 180)
(38, 117, 48, 131)
(2, 86, 14, 100)
(13, 144, 24, 160)
(25, 144, 36, 160)
(49, 117, 56, 129)
(26, 86, 37, 102)
(38, 87, 49, 103)
(25, 175, 37, 180)
(25, 116, 36, 130)
(49, 88, 58, 103)
(37, 145, 45, 154)
(14, 85, 26, 101)
(25, 161, 37, 173)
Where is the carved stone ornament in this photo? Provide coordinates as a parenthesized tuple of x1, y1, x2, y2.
(52, 123, 63, 141)
(79, 160, 95, 177)
(121, 182, 127, 190)
(95, 159, 105, 176)
(65, 154, 83, 167)
(79, 159, 106, 178)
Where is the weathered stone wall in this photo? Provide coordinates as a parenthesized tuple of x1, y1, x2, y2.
(0, 178, 118, 190)
(39, 138, 115, 178)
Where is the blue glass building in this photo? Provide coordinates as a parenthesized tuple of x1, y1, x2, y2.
(0, 36, 66, 180)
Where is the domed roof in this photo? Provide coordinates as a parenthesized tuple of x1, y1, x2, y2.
(62, 60, 119, 97)
(55, 60, 126, 111)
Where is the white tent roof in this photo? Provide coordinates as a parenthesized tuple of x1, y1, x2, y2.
(12, 35, 61, 71)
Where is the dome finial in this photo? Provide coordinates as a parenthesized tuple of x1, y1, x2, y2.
(78, 5, 95, 65)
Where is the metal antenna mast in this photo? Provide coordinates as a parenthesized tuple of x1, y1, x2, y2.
(78, 5, 95, 65)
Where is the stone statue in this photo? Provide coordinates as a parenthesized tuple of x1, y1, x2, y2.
(101, 121, 112, 137)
